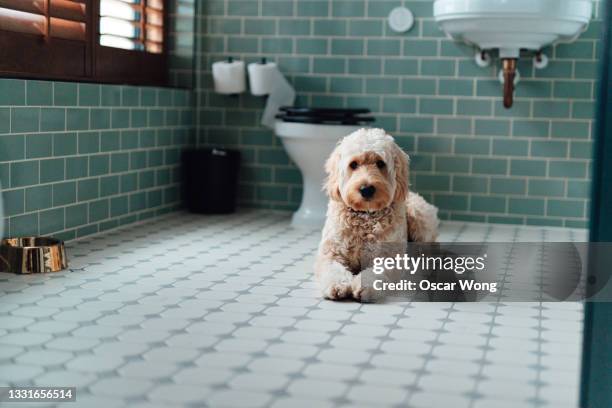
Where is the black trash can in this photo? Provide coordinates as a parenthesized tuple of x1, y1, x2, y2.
(181, 147, 241, 214)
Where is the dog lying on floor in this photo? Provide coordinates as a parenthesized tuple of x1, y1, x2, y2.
(315, 128, 439, 301)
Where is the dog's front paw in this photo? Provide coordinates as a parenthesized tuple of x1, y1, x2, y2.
(322, 282, 352, 300)
(351, 276, 375, 303)
(317, 262, 355, 301)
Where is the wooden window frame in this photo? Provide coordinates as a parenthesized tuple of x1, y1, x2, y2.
(0, 0, 168, 86)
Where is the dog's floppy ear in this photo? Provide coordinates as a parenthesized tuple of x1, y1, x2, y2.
(324, 144, 342, 201)
(393, 144, 410, 202)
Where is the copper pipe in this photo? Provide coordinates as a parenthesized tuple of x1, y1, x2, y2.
(502, 58, 517, 109)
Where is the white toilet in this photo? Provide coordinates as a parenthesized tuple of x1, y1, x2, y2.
(275, 107, 374, 228)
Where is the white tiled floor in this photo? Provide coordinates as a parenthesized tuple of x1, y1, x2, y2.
(0, 210, 587, 408)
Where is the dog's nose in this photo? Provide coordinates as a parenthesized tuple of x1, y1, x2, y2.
(359, 185, 376, 199)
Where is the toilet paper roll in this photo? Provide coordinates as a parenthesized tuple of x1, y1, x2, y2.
(212, 60, 246, 94)
(247, 61, 277, 96)
(260, 65, 296, 129)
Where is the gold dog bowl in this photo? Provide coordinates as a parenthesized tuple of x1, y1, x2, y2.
(0, 237, 68, 274)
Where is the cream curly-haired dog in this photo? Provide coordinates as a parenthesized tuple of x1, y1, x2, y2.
(315, 128, 439, 301)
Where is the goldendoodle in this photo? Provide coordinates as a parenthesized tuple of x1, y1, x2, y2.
(315, 128, 439, 301)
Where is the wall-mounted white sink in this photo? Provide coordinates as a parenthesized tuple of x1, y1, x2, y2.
(434, 0, 592, 58)
(434, 0, 592, 107)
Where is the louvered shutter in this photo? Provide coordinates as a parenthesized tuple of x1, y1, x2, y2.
(0, 0, 87, 40)
(0, 0, 91, 78)
(0, 0, 167, 85)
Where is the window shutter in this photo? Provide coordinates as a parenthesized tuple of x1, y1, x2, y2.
(0, 0, 167, 85)
(99, 0, 163, 53)
(51, 0, 88, 40)
(0, 0, 91, 79)
(0, 0, 87, 40)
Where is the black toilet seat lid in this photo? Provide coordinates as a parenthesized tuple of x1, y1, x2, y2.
(276, 115, 376, 125)
(276, 106, 374, 125)
(280, 107, 370, 116)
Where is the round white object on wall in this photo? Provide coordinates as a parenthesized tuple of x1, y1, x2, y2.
(388, 6, 414, 33)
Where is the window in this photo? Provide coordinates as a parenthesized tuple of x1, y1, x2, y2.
(99, 0, 163, 53)
(96, 0, 166, 84)
(0, 0, 167, 85)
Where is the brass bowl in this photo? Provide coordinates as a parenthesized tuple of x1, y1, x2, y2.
(0, 237, 68, 274)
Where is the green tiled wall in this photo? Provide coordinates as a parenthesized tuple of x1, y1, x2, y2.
(169, 0, 196, 88)
(196, 0, 603, 228)
(0, 80, 194, 240)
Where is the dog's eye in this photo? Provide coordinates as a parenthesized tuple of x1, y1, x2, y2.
(376, 160, 386, 169)
(349, 161, 358, 170)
